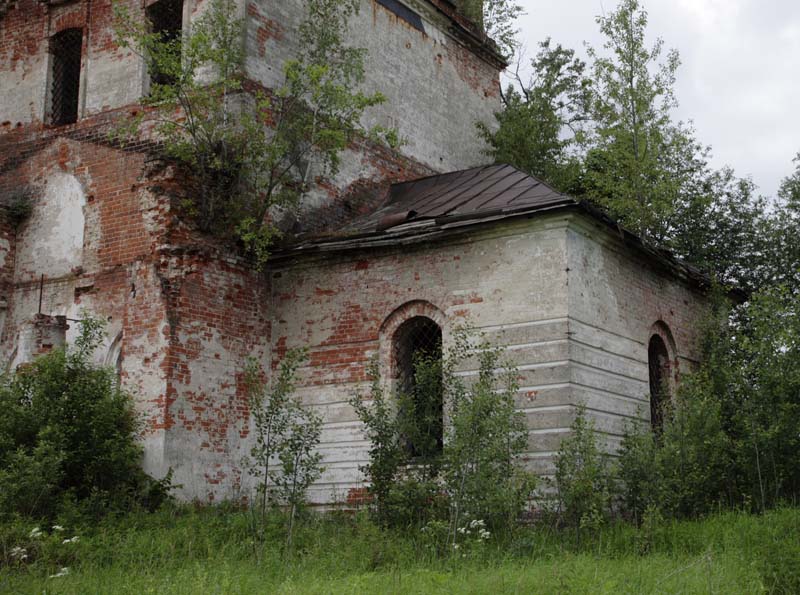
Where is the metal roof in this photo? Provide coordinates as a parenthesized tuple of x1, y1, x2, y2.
(286, 163, 726, 295)
(341, 163, 577, 234)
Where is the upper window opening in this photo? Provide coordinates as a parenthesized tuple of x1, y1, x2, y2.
(49, 28, 83, 125)
(146, 0, 184, 88)
(375, 0, 425, 33)
(648, 334, 671, 433)
(393, 316, 443, 459)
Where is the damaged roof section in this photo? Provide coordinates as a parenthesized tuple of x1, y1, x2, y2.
(343, 164, 576, 234)
(288, 163, 719, 293)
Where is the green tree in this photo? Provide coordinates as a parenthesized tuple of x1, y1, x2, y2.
(763, 153, 800, 295)
(243, 348, 323, 549)
(272, 402, 323, 550)
(583, 0, 682, 240)
(243, 349, 306, 522)
(478, 39, 591, 193)
(113, 0, 393, 267)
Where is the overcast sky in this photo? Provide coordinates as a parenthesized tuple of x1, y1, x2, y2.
(511, 0, 800, 198)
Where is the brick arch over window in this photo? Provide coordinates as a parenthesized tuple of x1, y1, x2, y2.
(647, 321, 678, 432)
(378, 301, 446, 379)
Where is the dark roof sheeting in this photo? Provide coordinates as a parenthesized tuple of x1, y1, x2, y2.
(341, 164, 576, 234)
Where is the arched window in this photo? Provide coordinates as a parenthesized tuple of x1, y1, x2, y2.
(392, 316, 443, 459)
(49, 28, 83, 125)
(648, 334, 671, 432)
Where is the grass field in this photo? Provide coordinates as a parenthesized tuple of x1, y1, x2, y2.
(1, 506, 798, 594)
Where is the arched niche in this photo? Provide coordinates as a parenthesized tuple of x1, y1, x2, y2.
(14, 170, 86, 281)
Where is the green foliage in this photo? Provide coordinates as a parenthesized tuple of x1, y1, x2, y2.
(765, 153, 800, 294)
(352, 329, 534, 538)
(478, 39, 590, 193)
(349, 360, 406, 527)
(553, 404, 611, 532)
(242, 349, 323, 548)
(618, 381, 734, 521)
(473, 0, 524, 60)
(2, 504, 797, 593)
(583, 0, 682, 239)
(705, 288, 800, 509)
(617, 286, 800, 520)
(616, 416, 659, 524)
(113, 0, 391, 268)
(442, 331, 533, 539)
(0, 317, 171, 521)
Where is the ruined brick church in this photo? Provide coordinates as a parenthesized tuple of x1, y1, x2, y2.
(0, 0, 710, 503)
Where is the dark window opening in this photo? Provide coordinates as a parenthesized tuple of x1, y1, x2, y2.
(146, 0, 184, 88)
(376, 0, 425, 33)
(49, 28, 83, 125)
(393, 316, 443, 459)
(648, 334, 671, 433)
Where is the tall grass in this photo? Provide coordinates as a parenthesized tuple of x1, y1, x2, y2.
(2, 506, 798, 594)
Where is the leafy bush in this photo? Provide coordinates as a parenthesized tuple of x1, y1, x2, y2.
(242, 349, 323, 548)
(617, 287, 800, 521)
(352, 328, 535, 540)
(0, 318, 171, 521)
(442, 332, 534, 539)
(553, 404, 611, 532)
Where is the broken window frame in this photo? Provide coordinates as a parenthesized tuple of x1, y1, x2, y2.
(48, 27, 84, 126)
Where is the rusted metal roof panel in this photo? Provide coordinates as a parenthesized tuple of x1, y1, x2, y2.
(341, 164, 576, 234)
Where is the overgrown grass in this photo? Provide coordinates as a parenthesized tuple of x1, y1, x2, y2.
(1, 506, 798, 594)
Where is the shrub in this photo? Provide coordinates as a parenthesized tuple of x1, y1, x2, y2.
(553, 404, 611, 533)
(349, 360, 406, 528)
(242, 349, 323, 549)
(442, 333, 535, 540)
(352, 328, 535, 540)
(0, 317, 171, 521)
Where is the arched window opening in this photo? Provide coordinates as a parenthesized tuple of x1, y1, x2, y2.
(393, 316, 443, 459)
(49, 28, 83, 125)
(648, 334, 671, 433)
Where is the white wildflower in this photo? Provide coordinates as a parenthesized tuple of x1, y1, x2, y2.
(49, 567, 69, 578)
(28, 527, 43, 539)
(10, 546, 28, 562)
(453, 543, 459, 550)
(62, 536, 80, 544)
(478, 528, 491, 540)
(52, 525, 65, 532)
(457, 526, 467, 534)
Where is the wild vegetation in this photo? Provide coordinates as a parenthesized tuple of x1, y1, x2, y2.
(0, 318, 171, 523)
(351, 328, 535, 541)
(2, 0, 799, 592)
(1, 506, 798, 593)
(113, 0, 394, 267)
